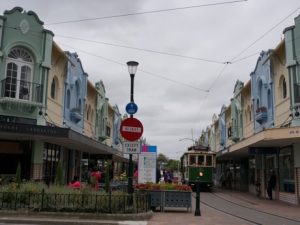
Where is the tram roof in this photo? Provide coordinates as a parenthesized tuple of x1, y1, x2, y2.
(187, 145, 210, 151)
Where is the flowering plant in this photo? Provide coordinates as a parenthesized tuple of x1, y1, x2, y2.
(135, 182, 192, 192)
(256, 106, 267, 113)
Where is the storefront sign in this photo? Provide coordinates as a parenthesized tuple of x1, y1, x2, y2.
(249, 148, 278, 155)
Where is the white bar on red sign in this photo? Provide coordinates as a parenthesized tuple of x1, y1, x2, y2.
(122, 126, 142, 133)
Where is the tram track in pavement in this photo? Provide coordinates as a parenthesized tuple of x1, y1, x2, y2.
(192, 192, 300, 225)
(192, 193, 261, 225)
(210, 191, 300, 223)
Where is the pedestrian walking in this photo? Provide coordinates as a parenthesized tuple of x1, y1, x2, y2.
(255, 177, 261, 198)
(267, 170, 276, 200)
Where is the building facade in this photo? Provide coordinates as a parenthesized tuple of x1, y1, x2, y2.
(207, 15, 300, 205)
(0, 7, 128, 185)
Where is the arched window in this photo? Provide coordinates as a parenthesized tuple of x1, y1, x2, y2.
(258, 79, 263, 107)
(87, 105, 91, 121)
(50, 77, 58, 99)
(250, 104, 252, 121)
(5, 47, 33, 100)
(267, 89, 272, 109)
(66, 90, 70, 109)
(75, 80, 80, 109)
(279, 75, 287, 99)
(247, 105, 251, 122)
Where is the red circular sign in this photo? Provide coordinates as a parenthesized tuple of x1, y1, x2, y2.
(120, 117, 144, 141)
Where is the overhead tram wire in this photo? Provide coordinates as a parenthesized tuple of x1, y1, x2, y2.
(1, 25, 243, 65)
(206, 6, 300, 92)
(45, 0, 247, 26)
(195, 6, 300, 131)
(55, 35, 224, 64)
(230, 6, 300, 62)
(57, 42, 209, 93)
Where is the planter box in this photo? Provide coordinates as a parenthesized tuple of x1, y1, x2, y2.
(145, 190, 191, 212)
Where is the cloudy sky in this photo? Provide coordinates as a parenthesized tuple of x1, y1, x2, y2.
(1, 0, 299, 159)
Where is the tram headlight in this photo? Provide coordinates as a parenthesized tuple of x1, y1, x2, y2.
(199, 172, 204, 177)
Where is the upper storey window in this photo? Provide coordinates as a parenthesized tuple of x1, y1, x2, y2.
(51, 78, 56, 99)
(279, 75, 287, 99)
(5, 47, 33, 100)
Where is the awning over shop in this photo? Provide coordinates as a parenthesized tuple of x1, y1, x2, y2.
(0, 122, 128, 162)
(217, 126, 300, 160)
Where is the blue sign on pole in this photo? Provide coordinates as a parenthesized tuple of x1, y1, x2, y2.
(126, 102, 138, 115)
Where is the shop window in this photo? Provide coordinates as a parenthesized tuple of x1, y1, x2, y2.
(43, 143, 61, 185)
(279, 148, 294, 193)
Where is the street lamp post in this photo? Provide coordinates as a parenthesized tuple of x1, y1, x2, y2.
(195, 172, 203, 216)
(126, 61, 139, 195)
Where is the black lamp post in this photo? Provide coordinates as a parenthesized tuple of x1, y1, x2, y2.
(126, 61, 139, 194)
(195, 171, 203, 216)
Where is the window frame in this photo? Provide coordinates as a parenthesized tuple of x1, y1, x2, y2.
(5, 54, 33, 101)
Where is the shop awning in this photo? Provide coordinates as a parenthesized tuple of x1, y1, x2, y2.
(217, 126, 300, 160)
(0, 122, 128, 162)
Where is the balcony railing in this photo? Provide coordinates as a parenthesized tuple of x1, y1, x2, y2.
(0, 78, 43, 104)
(255, 106, 268, 124)
(70, 107, 82, 122)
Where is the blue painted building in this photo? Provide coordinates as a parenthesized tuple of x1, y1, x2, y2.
(63, 52, 88, 134)
(250, 50, 275, 133)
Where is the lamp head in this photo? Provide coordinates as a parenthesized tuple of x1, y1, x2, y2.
(127, 61, 139, 75)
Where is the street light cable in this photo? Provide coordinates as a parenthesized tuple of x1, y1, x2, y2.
(58, 42, 210, 93)
(45, 0, 248, 26)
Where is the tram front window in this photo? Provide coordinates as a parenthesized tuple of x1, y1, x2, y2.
(198, 155, 204, 166)
(190, 155, 196, 165)
(206, 155, 212, 166)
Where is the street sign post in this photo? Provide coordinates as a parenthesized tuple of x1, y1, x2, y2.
(126, 102, 138, 115)
(120, 117, 143, 141)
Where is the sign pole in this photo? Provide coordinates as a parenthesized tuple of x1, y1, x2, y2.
(128, 72, 135, 195)
(122, 61, 142, 196)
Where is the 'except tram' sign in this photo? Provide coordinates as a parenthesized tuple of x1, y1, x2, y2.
(123, 141, 140, 154)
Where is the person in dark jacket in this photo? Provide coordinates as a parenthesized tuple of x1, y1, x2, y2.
(267, 170, 276, 200)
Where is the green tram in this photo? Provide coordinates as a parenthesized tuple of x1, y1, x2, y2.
(180, 145, 216, 190)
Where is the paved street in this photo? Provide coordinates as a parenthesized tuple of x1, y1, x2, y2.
(1, 189, 299, 225)
(148, 189, 300, 225)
